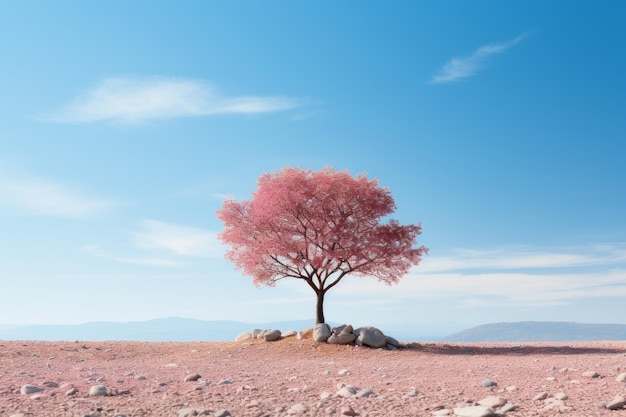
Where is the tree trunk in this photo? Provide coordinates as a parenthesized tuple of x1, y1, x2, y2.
(315, 290, 325, 324)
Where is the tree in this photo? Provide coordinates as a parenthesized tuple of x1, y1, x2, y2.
(216, 166, 428, 324)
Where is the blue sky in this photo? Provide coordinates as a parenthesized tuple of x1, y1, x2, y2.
(1, 1, 625, 335)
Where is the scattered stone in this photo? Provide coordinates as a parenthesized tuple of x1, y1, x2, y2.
(453, 406, 496, 417)
(178, 408, 198, 417)
(217, 379, 232, 385)
(607, 396, 626, 410)
(354, 326, 387, 348)
(288, 403, 308, 414)
(477, 396, 507, 408)
(505, 385, 517, 392)
(433, 409, 452, 416)
(616, 373, 626, 383)
(582, 370, 600, 378)
(338, 369, 351, 376)
(497, 403, 519, 414)
(42, 381, 59, 388)
(337, 386, 357, 397)
(481, 379, 497, 388)
(66, 387, 79, 396)
(533, 392, 548, 401)
(20, 385, 44, 395)
(313, 323, 331, 342)
(282, 330, 297, 338)
(554, 392, 568, 401)
(264, 329, 282, 342)
(356, 388, 373, 397)
(235, 332, 252, 342)
(252, 329, 262, 338)
(320, 391, 331, 400)
(328, 333, 357, 345)
(403, 389, 419, 398)
(184, 373, 201, 382)
(386, 335, 400, 348)
(89, 385, 107, 396)
(136, 375, 147, 380)
(214, 410, 231, 417)
(341, 405, 359, 416)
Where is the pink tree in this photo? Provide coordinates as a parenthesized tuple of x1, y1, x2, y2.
(216, 167, 428, 324)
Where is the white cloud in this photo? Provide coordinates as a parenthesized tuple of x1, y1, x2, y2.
(42, 77, 305, 124)
(83, 245, 180, 267)
(430, 34, 527, 84)
(132, 220, 223, 258)
(0, 176, 116, 218)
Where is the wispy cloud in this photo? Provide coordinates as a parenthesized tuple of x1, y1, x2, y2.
(0, 175, 116, 218)
(132, 220, 223, 258)
(42, 77, 305, 124)
(430, 34, 527, 84)
(333, 244, 626, 308)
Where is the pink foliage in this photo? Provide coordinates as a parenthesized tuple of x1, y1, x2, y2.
(216, 167, 427, 294)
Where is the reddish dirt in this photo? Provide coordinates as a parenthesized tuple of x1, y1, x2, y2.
(1, 336, 625, 417)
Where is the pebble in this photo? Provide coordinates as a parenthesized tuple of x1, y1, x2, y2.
(288, 403, 308, 414)
(477, 396, 506, 408)
(20, 385, 44, 395)
(217, 378, 232, 385)
(481, 379, 497, 387)
(184, 373, 201, 382)
(403, 389, 419, 398)
(433, 409, 452, 416)
(338, 369, 351, 376)
(453, 405, 496, 417)
(341, 405, 359, 416)
(533, 392, 548, 401)
(178, 409, 198, 417)
(89, 385, 107, 396)
(337, 386, 357, 397)
(616, 372, 626, 382)
(213, 411, 231, 417)
(582, 370, 600, 378)
(66, 387, 79, 396)
(356, 388, 373, 397)
(554, 392, 568, 400)
(607, 396, 626, 410)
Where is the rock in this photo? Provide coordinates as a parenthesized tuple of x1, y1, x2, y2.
(481, 379, 497, 387)
(20, 385, 44, 395)
(532, 392, 548, 401)
(282, 330, 297, 338)
(341, 405, 359, 416)
(184, 373, 201, 382)
(264, 329, 282, 342)
(607, 396, 626, 410)
(313, 323, 331, 342)
(496, 403, 518, 414)
(434, 409, 452, 416)
(178, 409, 198, 417)
(403, 389, 419, 398)
(354, 326, 387, 348)
(328, 333, 356, 344)
(386, 335, 400, 347)
(214, 411, 231, 417)
(453, 406, 496, 417)
(338, 368, 351, 376)
(89, 385, 107, 396)
(66, 387, 79, 396)
(217, 378, 232, 385)
(477, 396, 507, 408)
(136, 375, 147, 380)
(252, 329, 262, 338)
(320, 391, 332, 400)
(337, 386, 357, 397)
(582, 370, 600, 378)
(616, 372, 626, 382)
(554, 392, 568, 400)
(356, 388, 373, 397)
(42, 381, 59, 388)
(235, 332, 252, 342)
(288, 403, 308, 414)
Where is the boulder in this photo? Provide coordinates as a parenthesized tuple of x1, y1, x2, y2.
(89, 385, 107, 396)
(327, 333, 356, 345)
(385, 335, 400, 347)
(235, 332, 252, 342)
(282, 330, 297, 338)
(264, 329, 282, 342)
(313, 323, 331, 342)
(21, 385, 44, 395)
(452, 406, 496, 417)
(354, 326, 386, 348)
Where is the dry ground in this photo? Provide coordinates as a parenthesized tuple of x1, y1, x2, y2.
(1, 335, 625, 417)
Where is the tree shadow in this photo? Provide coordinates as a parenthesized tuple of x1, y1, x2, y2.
(402, 342, 626, 356)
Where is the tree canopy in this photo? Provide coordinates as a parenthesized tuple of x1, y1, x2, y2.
(216, 166, 427, 324)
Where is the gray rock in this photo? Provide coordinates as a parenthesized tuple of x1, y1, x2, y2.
(289, 403, 308, 413)
(453, 406, 496, 417)
(42, 381, 59, 388)
(481, 379, 497, 387)
(89, 385, 107, 396)
(184, 373, 201, 382)
(403, 389, 419, 398)
(337, 386, 357, 397)
(327, 333, 356, 345)
(582, 370, 600, 378)
(356, 388, 373, 397)
(385, 335, 400, 347)
(313, 323, 331, 342)
(252, 328, 262, 338)
(607, 396, 626, 410)
(282, 330, 297, 338)
(178, 409, 198, 417)
(20, 385, 44, 395)
(332, 324, 348, 334)
(496, 403, 519, 414)
(477, 396, 506, 408)
(217, 379, 232, 385)
(264, 329, 282, 342)
(341, 405, 359, 416)
(354, 326, 386, 348)
(214, 411, 231, 417)
(235, 332, 252, 342)
(66, 387, 79, 396)
(533, 392, 548, 401)
(616, 372, 626, 382)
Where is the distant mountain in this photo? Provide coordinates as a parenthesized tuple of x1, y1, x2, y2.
(0, 317, 319, 342)
(443, 321, 626, 342)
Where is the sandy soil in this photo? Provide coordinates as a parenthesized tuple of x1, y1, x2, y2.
(1, 335, 625, 417)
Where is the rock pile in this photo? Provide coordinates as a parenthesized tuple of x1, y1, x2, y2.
(234, 322, 401, 349)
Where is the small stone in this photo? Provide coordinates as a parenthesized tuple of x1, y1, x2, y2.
(404, 389, 419, 398)
(433, 409, 452, 416)
(282, 330, 297, 338)
(616, 372, 626, 382)
(184, 373, 201, 382)
(607, 396, 626, 410)
(136, 375, 147, 380)
(356, 388, 373, 397)
(42, 381, 59, 388)
(235, 332, 252, 342)
(288, 403, 308, 414)
(338, 369, 351, 376)
(178, 409, 198, 417)
(337, 386, 357, 397)
(582, 370, 600, 378)
(481, 379, 497, 387)
(66, 387, 79, 396)
(20, 385, 44, 395)
(533, 392, 548, 401)
(264, 329, 282, 342)
(505, 385, 517, 392)
(213, 411, 231, 417)
(453, 405, 496, 417)
(89, 385, 107, 396)
(320, 391, 331, 400)
(341, 405, 359, 416)
(497, 403, 519, 414)
(554, 392, 568, 400)
(477, 396, 506, 408)
(313, 323, 331, 342)
(217, 378, 232, 385)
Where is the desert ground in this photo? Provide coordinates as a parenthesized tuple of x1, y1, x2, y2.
(1, 334, 625, 417)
